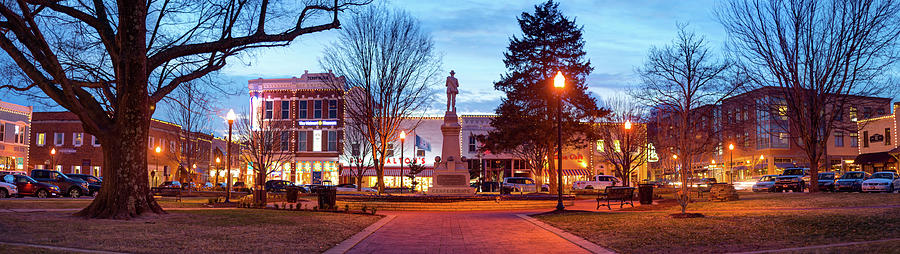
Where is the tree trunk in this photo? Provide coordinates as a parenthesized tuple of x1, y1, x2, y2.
(254, 171, 267, 205)
(76, 119, 164, 218)
(75, 2, 161, 219)
(548, 157, 558, 195)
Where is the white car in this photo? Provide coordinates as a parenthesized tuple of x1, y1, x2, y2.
(861, 171, 900, 193)
(573, 175, 621, 190)
(503, 177, 538, 193)
(0, 175, 18, 198)
(752, 175, 778, 192)
(335, 184, 376, 193)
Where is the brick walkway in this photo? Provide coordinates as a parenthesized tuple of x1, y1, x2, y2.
(346, 210, 591, 254)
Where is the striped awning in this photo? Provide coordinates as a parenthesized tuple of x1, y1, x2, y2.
(341, 168, 433, 177)
(561, 169, 592, 176)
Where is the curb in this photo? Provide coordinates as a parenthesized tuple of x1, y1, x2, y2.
(323, 214, 396, 254)
(0, 241, 126, 254)
(516, 214, 616, 254)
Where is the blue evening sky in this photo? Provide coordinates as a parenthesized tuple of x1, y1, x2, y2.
(2, 0, 726, 136)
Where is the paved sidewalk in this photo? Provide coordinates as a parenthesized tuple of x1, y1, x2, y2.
(346, 210, 592, 254)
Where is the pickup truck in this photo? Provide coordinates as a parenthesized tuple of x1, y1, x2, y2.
(775, 168, 809, 192)
(573, 175, 621, 190)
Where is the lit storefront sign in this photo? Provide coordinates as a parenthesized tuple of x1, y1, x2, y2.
(299, 120, 338, 126)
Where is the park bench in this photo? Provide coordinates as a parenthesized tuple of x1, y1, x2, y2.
(597, 186, 635, 210)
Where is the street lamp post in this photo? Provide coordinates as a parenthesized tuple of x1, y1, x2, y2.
(399, 131, 406, 194)
(553, 71, 565, 211)
(624, 119, 631, 186)
(215, 157, 221, 186)
(50, 148, 56, 171)
(226, 109, 236, 203)
(728, 143, 734, 184)
(155, 146, 161, 186)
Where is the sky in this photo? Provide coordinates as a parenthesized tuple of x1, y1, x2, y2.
(1, 0, 727, 136)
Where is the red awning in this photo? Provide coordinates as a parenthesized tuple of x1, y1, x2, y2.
(562, 169, 592, 176)
(341, 168, 433, 177)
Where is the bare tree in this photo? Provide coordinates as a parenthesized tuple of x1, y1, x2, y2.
(0, 0, 368, 218)
(164, 84, 213, 184)
(719, 0, 900, 192)
(632, 25, 742, 214)
(235, 108, 292, 206)
(341, 119, 373, 191)
(595, 97, 649, 187)
(320, 5, 440, 194)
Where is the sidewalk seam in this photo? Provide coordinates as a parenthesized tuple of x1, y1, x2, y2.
(0, 241, 126, 254)
(728, 237, 900, 254)
(323, 214, 396, 254)
(516, 214, 616, 254)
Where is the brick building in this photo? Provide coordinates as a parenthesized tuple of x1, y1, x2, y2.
(248, 71, 345, 185)
(28, 112, 218, 186)
(854, 103, 900, 173)
(0, 99, 32, 171)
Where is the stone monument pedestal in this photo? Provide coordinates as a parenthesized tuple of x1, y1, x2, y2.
(428, 111, 474, 195)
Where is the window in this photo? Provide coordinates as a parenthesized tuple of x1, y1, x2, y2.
(281, 101, 290, 119)
(613, 140, 621, 152)
(851, 132, 859, 147)
(73, 133, 83, 146)
(72, 166, 81, 174)
(0, 124, 4, 141)
(92, 135, 100, 146)
(863, 131, 869, 147)
(468, 136, 477, 152)
(834, 132, 844, 147)
(386, 143, 394, 157)
(312, 130, 322, 151)
(170, 141, 175, 152)
(850, 107, 858, 122)
(149, 137, 154, 149)
(298, 101, 308, 119)
(93, 166, 101, 176)
(265, 101, 273, 119)
(351, 143, 360, 156)
(863, 107, 872, 118)
(14, 125, 24, 144)
(596, 140, 605, 152)
(36, 133, 45, 146)
(886, 128, 891, 145)
(327, 131, 337, 151)
(298, 131, 308, 152)
(773, 133, 789, 148)
(281, 132, 290, 151)
(54, 133, 64, 146)
(314, 100, 323, 118)
(417, 149, 425, 157)
(328, 100, 338, 119)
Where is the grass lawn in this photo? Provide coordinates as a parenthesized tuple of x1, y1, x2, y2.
(535, 192, 900, 253)
(0, 209, 381, 253)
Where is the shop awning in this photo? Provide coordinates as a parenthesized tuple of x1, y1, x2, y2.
(774, 162, 796, 168)
(562, 169, 591, 176)
(854, 152, 895, 165)
(340, 169, 434, 177)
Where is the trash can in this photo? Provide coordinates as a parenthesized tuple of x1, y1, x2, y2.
(286, 186, 299, 203)
(638, 184, 654, 205)
(317, 186, 337, 210)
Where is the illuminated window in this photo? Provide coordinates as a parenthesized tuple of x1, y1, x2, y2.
(850, 107, 858, 122)
(596, 140, 605, 152)
(613, 140, 621, 152)
(36, 133, 45, 146)
(73, 133, 83, 146)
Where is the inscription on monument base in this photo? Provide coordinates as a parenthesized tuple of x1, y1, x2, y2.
(434, 174, 468, 186)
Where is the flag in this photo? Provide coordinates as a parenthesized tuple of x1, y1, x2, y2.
(415, 135, 431, 151)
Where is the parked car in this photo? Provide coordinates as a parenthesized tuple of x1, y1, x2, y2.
(301, 184, 327, 193)
(181, 182, 198, 190)
(502, 177, 538, 193)
(752, 175, 778, 192)
(159, 181, 182, 189)
(817, 172, 837, 192)
(861, 171, 900, 193)
(31, 169, 90, 198)
(0, 175, 18, 198)
(335, 184, 376, 193)
(233, 181, 252, 193)
(572, 175, 621, 190)
(265, 180, 294, 193)
(775, 168, 809, 192)
(835, 171, 870, 192)
(2, 174, 59, 198)
(202, 182, 215, 190)
(65, 174, 102, 196)
(696, 178, 717, 191)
